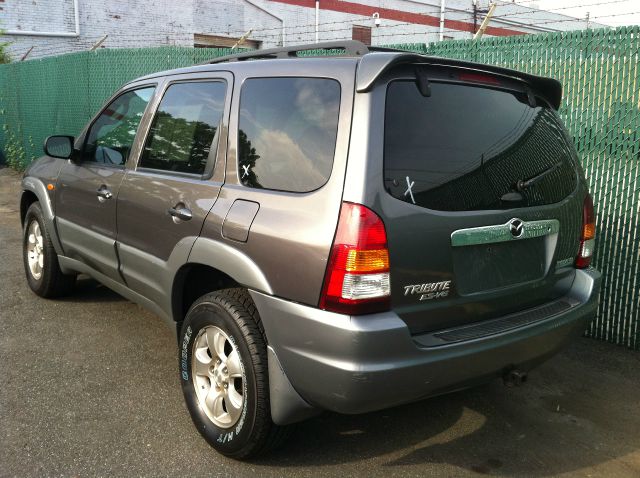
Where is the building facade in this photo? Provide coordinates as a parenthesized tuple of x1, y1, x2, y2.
(1, 0, 608, 60)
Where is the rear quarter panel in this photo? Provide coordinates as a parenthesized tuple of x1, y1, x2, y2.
(200, 59, 358, 306)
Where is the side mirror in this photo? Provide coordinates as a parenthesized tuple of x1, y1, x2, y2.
(44, 135, 75, 159)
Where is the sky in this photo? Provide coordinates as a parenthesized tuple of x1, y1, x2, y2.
(518, 0, 640, 27)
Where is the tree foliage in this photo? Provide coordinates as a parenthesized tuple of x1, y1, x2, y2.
(237, 129, 262, 188)
(141, 111, 217, 173)
(0, 26, 10, 64)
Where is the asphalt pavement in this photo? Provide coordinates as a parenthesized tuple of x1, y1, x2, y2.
(1, 166, 639, 477)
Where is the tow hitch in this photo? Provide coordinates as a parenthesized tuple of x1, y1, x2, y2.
(503, 369, 528, 387)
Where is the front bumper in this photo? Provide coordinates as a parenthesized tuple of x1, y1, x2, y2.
(250, 268, 600, 416)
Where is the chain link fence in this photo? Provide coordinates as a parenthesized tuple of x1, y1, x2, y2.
(0, 27, 638, 349)
(0, 47, 235, 167)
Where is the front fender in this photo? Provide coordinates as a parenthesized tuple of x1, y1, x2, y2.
(21, 176, 64, 255)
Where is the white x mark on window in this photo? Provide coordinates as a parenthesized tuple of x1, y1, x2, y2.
(241, 164, 250, 179)
(404, 176, 416, 204)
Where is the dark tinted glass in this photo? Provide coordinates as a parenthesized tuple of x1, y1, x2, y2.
(140, 81, 226, 175)
(83, 87, 155, 166)
(238, 78, 340, 192)
(384, 81, 577, 211)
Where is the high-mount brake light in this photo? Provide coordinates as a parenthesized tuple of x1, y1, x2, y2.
(320, 202, 391, 315)
(458, 72, 502, 86)
(575, 194, 596, 269)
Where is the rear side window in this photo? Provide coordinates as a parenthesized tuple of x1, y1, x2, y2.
(140, 81, 226, 175)
(238, 77, 340, 192)
(384, 81, 577, 211)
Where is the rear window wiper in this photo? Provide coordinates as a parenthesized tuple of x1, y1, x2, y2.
(516, 162, 562, 191)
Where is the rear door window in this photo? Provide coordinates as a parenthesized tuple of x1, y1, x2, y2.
(238, 77, 341, 192)
(140, 81, 226, 175)
(384, 80, 577, 211)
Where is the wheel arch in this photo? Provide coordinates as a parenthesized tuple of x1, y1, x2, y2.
(21, 177, 53, 221)
(20, 177, 64, 254)
(171, 238, 274, 326)
(171, 263, 240, 326)
(20, 190, 39, 226)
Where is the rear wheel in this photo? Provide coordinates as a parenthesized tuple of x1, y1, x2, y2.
(179, 288, 289, 458)
(22, 202, 76, 298)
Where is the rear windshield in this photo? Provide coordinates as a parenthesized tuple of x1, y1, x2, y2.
(384, 80, 578, 211)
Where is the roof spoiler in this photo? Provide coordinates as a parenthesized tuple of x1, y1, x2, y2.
(356, 52, 563, 110)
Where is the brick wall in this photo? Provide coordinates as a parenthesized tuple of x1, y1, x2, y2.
(2, 0, 197, 60)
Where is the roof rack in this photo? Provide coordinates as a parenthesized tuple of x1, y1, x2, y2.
(202, 40, 407, 65)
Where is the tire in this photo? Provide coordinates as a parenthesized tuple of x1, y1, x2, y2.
(22, 202, 76, 298)
(179, 288, 290, 458)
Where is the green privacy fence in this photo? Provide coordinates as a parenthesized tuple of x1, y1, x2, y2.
(0, 27, 638, 349)
(0, 47, 238, 166)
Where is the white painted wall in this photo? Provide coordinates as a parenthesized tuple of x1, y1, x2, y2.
(0, 0, 606, 60)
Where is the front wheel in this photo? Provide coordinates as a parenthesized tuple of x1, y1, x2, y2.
(179, 289, 289, 458)
(22, 202, 76, 298)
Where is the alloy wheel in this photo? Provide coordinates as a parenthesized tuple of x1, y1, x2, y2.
(26, 220, 44, 281)
(192, 325, 245, 428)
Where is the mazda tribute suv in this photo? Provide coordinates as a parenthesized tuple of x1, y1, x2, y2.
(20, 41, 601, 458)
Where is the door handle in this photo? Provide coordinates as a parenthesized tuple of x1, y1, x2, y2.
(168, 205, 192, 222)
(96, 186, 113, 202)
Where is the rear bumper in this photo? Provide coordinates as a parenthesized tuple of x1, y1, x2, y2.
(251, 268, 600, 416)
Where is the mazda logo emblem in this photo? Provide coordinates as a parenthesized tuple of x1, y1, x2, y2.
(509, 218, 524, 238)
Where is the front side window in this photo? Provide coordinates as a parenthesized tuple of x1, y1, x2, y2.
(238, 77, 341, 192)
(83, 87, 155, 166)
(139, 81, 227, 175)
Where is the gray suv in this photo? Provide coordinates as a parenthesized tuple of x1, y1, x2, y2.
(20, 41, 601, 458)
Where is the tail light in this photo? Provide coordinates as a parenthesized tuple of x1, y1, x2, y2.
(320, 202, 391, 315)
(575, 194, 596, 269)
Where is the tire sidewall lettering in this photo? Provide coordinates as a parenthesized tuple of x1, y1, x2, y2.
(181, 325, 192, 381)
